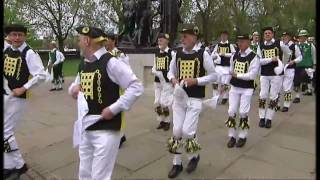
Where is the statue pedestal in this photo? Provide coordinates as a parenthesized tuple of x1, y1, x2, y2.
(119, 47, 158, 87)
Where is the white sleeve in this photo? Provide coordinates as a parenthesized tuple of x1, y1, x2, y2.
(151, 56, 157, 74)
(197, 51, 218, 85)
(212, 44, 218, 53)
(224, 44, 236, 57)
(293, 45, 302, 63)
(23, 50, 46, 89)
(236, 55, 260, 80)
(167, 52, 177, 81)
(53, 51, 64, 65)
(106, 57, 144, 115)
(280, 41, 291, 58)
(257, 45, 272, 65)
(229, 54, 235, 73)
(60, 51, 65, 62)
(311, 44, 316, 65)
(68, 73, 80, 95)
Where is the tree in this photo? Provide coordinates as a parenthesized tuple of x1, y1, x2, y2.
(14, 0, 88, 52)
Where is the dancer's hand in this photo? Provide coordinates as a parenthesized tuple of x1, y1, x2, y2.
(71, 85, 81, 99)
(171, 78, 179, 87)
(271, 56, 278, 62)
(184, 78, 197, 87)
(101, 107, 114, 120)
(231, 72, 237, 77)
(12, 87, 26, 97)
(288, 61, 295, 65)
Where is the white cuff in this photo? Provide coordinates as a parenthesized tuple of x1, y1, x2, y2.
(108, 102, 122, 115)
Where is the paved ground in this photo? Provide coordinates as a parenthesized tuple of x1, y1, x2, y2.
(12, 77, 315, 180)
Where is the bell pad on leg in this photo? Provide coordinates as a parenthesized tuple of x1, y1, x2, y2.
(268, 99, 278, 110)
(155, 106, 163, 116)
(259, 99, 266, 109)
(239, 117, 250, 130)
(184, 137, 201, 154)
(3, 136, 18, 153)
(162, 107, 170, 117)
(225, 116, 236, 128)
(167, 137, 182, 154)
(284, 92, 292, 101)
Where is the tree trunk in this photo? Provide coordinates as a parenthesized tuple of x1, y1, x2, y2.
(57, 36, 64, 52)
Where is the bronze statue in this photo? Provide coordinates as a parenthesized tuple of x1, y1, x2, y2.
(119, 0, 182, 47)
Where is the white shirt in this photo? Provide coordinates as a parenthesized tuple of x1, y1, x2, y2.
(109, 47, 130, 66)
(230, 47, 260, 81)
(9, 42, 46, 89)
(48, 48, 65, 66)
(282, 41, 302, 64)
(4, 41, 11, 51)
(167, 44, 217, 86)
(212, 40, 236, 58)
(256, 38, 291, 65)
(69, 47, 144, 115)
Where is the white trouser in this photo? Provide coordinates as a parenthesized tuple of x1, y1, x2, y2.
(154, 82, 173, 123)
(259, 76, 283, 120)
(79, 130, 121, 180)
(4, 96, 27, 169)
(172, 97, 202, 165)
(212, 66, 231, 99)
(282, 69, 295, 107)
(228, 86, 253, 139)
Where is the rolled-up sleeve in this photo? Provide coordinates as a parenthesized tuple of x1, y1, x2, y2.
(106, 57, 144, 115)
(23, 50, 46, 89)
(167, 52, 177, 81)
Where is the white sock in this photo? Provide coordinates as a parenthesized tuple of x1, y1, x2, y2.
(265, 108, 275, 120)
(173, 154, 182, 165)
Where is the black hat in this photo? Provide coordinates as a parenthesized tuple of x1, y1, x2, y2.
(262, 26, 274, 33)
(179, 25, 200, 36)
(158, 33, 170, 40)
(237, 34, 250, 40)
(76, 26, 107, 42)
(5, 24, 27, 34)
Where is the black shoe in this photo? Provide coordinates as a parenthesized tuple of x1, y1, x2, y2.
(49, 88, 56, 91)
(56, 87, 63, 91)
(168, 164, 183, 178)
(221, 98, 228, 105)
(265, 119, 272, 128)
(227, 137, 236, 148)
(156, 121, 164, 129)
(6, 164, 28, 178)
(293, 98, 300, 103)
(119, 135, 126, 148)
(186, 155, 200, 173)
(259, 118, 265, 128)
(163, 122, 170, 131)
(4, 168, 14, 178)
(281, 107, 289, 112)
(303, 91, 313, 96)
(236, 138, 247, 148)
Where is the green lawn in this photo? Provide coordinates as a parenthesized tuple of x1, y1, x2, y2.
(62, 58, 81, 77)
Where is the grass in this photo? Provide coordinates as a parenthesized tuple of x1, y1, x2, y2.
(62, 58, 81, 77)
